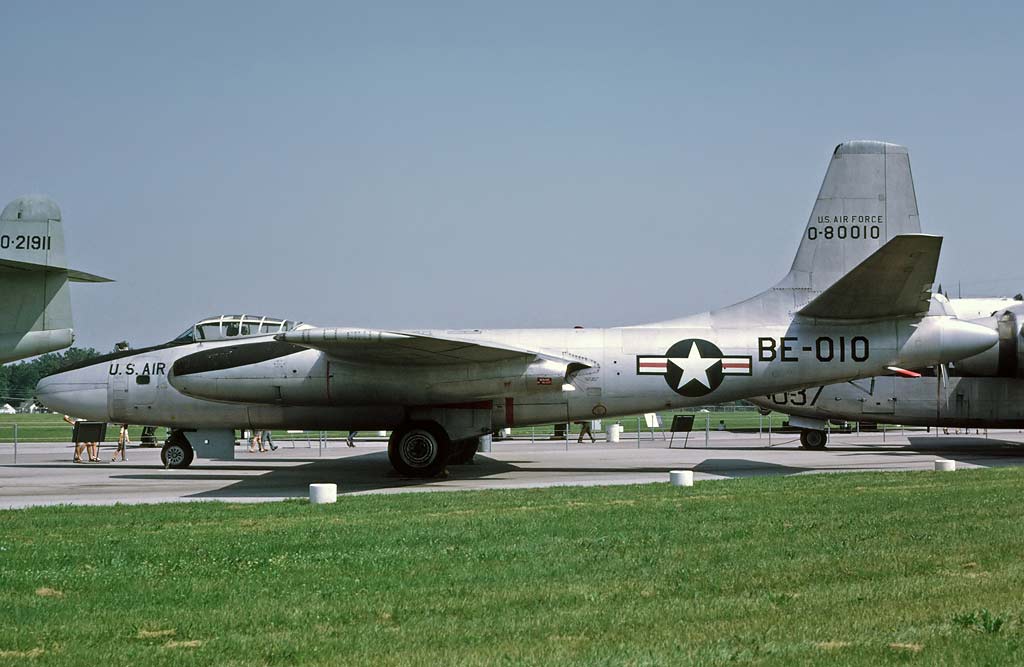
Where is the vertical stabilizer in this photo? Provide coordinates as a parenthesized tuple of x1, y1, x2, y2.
(0, 195, 110, 363)
(688, 141, 925, 325)
(777, 140, 920, 292)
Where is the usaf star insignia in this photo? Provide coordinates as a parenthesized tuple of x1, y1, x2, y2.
(636, 338, 752, 397)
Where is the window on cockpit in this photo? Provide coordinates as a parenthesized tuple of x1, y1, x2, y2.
(196, 324, 217, 340)
(225, 321, 240, 337)
(173, 327, 195, 343)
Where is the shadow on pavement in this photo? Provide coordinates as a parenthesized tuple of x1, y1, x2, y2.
(174, 451, 520, 499)
(901, 436, 1024, 468)
(692, 458, 812, 477)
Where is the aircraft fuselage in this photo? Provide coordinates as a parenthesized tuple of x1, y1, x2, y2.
(37, 316, 996, 433)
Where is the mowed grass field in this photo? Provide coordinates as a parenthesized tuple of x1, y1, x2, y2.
(0, 410, 808, 445)
(3, 469, 1024, 665)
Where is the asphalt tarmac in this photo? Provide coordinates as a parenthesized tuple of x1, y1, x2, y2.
(2, 429, 1024, 509)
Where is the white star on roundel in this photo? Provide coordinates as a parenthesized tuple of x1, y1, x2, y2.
(669, 342, 719, 390)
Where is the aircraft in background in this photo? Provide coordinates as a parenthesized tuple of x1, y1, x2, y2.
(36, 141, 998, 475)
(750, 294, 1024, 448)
(0, 195, 111, 364)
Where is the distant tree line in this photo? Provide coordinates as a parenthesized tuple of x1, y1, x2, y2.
(0, 347, 101, 406)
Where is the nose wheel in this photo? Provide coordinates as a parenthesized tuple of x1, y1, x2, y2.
(161, 431, 195, 468)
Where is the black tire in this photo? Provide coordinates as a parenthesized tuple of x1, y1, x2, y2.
(799, 429, 827, 450)
(388, 422, 450, 477)
(447, 438, 478, 465)
(161, 432, 195, 468)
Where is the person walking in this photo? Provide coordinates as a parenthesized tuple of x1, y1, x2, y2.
(63, 414, 100, 462)
(261, 429, 277, 451)
(63, 414, 87, 462)
(576, 421, 595, 444)
(111, 424, 130, 462)
(346, 431, 357, 447)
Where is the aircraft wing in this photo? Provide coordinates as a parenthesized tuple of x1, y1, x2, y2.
(797, 234, 941, 320)
(276, 327, 589, 368)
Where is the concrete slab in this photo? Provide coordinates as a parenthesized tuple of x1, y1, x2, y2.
(2, 430, 1023, 509)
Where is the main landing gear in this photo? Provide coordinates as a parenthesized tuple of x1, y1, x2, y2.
(799, 429, 828, 450)
(161, 430, 195, 468)
(447, 438, 479, 466)
(387, 422, 451, 477)
(386, 424, 485, 476)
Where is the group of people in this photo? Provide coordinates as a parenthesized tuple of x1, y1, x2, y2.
(65, 415, 130, 463)
(67, 420, 364, 459)
(247, 430, 278, 452)
(246, 430, 358, 449)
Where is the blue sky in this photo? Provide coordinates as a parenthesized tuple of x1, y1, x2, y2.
(2, 2, 1022, 349)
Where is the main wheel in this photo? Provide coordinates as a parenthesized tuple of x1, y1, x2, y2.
(161, 432, 195, 468)
(388, 422, 450, 477)
(799, 429, 827, 450)
(447, 437, 478, 465)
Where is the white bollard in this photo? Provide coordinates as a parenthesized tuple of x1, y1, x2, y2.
(607, 423, 621, 443)
(670, 470, 694, 487)
(309, 483, 338, 504)
(935, 459, 956, 472)
(478, 434, 492, 453)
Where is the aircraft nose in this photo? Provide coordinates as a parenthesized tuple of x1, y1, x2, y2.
(34, 372, 108, 421)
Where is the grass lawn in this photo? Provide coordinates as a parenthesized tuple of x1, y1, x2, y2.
(2, 469, 1024, 665)
(0, 410, 807, 445)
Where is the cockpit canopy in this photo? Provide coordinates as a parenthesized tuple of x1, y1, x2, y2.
(173, 315, 301, 343)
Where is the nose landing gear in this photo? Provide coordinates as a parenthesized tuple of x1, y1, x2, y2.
(161, 430, 195, 468)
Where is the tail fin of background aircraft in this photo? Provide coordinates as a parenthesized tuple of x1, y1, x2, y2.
(0, 195, 112, 363)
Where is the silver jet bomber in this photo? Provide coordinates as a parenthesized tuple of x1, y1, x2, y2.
(0, 196, 111, 364)
(750, 295, 1024, 448)
(36, 141, 999, 475)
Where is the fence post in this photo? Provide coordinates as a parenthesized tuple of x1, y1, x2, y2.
(13, 423, 17, 465)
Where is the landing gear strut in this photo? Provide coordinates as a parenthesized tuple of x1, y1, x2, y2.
(388, 422, 450, 477)
(799, 429, 828, 450)
(161, 430, 195, 468)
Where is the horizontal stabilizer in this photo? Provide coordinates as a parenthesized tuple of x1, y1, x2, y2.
(67, 268, 114, 283)
(0, 258, 112, 282)
(277, 327, 589, 369)
(797, 234, 941, 320)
